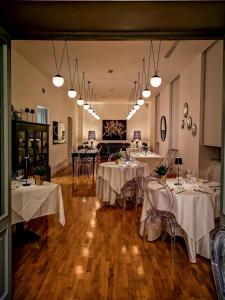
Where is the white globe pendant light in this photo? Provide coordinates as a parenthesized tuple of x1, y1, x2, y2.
(142, 89, 151, 98)
(134, 103, 140, 111)
(68, 88, 77, 98)
(137, 98, 145, 106)
(52, 74, 64, 87)
(88, 107, 93, 114)
(77, 98, 84, 106)
(83, 102, 90, 110)
(150, 74, 162, 88)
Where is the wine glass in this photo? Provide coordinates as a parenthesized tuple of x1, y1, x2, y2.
(15, 169, 24, 182)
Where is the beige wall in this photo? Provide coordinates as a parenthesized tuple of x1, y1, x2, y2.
(11, 49, 78, 175)
(82, 102, 150, 147)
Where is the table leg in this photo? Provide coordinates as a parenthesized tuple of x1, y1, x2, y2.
(72, 156, 74, 177)
(93, 157, 95, 178)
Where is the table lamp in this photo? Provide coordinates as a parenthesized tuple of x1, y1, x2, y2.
(133, 131, 141, 148)
(174, 156, 183, 185)
(88, 131, 96, 148)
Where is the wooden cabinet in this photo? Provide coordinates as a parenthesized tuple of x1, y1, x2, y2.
(12, 120, 50, 180)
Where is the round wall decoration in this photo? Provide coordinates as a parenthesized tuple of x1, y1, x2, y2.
(187, 116, 192, 130)
(183, 102, 189, 118)
(192, 124, 197, 137)
(181, 119, 185, 129)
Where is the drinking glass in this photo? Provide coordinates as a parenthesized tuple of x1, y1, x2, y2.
(15, 169, 24, 181)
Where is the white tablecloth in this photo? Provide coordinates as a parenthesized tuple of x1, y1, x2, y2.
(12, 181, 65, 226)
(96, 162, 150, 205)
(140, 178, 220, 263)
(130, 152, 163, 173)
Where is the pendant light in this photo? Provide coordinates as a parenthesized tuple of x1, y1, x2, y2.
(142, 57, 151, 98)
(65, 42, 77, 98)
(77, 72, 85, 106)
(150, 41, 162, 88)
(83, 81, 90, 110)
(137, 73, 145, 106)
(68, 59, 78, 98)
(88, 89, 94, 114)
(52, 41, 66, 87)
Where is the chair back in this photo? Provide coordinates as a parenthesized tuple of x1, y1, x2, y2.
(108, 153, 117, 161)
(144, 176, 174, 213)
(211, 229, 225, 300)
(161, 149, 178, 170)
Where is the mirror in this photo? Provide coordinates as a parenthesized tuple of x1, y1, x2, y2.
(192, 124, 197, 137)
(160, 116, 167, 141)
(184, 102, 188, 118)
(53, 121, 66, 144)
(187, 116, 192, 130)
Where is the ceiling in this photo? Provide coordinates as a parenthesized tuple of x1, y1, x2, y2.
(12, 40, 214, 102)
(0, 1, 225, 40)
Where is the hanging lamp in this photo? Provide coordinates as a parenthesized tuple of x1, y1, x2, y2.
(150, 41, 162, 88)
(137, 73, 145, 106)
(83, 81, 90, 110)
(142, 57, 151, 98)
(77, 72, 85, 106)
(52, 41, 66, 87)
(68, 58, 78, 98)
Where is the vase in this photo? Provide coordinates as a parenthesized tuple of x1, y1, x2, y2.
(160, 175, 167, 183)
(35, 175, 43, 185)
(115, 159, 121, 165)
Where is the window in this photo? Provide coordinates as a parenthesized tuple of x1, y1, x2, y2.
(37, 106, 48, 124)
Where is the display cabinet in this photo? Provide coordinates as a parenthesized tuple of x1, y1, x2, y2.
(12, 120, 50, 180)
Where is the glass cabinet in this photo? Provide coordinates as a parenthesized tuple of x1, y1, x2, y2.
(12, 120, 50, 180)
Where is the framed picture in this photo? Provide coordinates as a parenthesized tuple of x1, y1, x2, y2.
(184, 102, 189, 118)
(187, 116, 192, 130)
(102, 120, 127, 140)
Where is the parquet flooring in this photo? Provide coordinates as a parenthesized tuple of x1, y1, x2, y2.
(12, 167, 217, 300)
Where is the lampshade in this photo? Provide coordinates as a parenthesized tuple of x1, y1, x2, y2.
(68, 88, 77, 98)
(150, 74, 162, 88)
(52, 74, 64, 87)
(77, 98, 84, 106)
(88, 107, 93, 114)
(83, 103, 90, 110)
(88, 131, 96, 140)
(142, 89, 151, 98)
(175, 157, 183, 165)
(137, 98, 145, 106)
(134, 103, 140, 111)
(133, 131, 141, 140)
(25, 108, 30, 113)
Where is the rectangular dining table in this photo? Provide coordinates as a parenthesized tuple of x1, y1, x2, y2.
(140, 178, 220, 263)
(12, 180, 65, 226)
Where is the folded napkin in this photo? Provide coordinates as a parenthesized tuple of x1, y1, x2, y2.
(174, 186, 185, 194)
(196, 185, 213, 194)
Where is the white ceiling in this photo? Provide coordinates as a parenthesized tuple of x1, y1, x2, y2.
(12, 40, 214, 103)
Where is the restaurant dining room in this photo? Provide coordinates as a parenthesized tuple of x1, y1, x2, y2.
(3, 38, 221, 300)
(1, 2, 225, 298)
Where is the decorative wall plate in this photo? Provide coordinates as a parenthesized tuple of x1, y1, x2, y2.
(181, 119, 185, 129)
(187, 116, 192, 130)
(192, 124, 197, 137)
(184, 102, 188, 118)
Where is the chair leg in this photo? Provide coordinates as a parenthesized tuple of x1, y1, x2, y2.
(168, 218, 176, 262)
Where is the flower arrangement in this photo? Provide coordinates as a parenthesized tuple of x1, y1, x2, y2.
(33, 166, 47, 176)
(155, 164, 168, 176)
(33, 166, 47, 185)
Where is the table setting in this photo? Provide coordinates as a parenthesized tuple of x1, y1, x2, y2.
(140, 176, 220, 263)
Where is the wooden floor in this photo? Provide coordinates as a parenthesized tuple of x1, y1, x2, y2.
(12, 167, 217, 300)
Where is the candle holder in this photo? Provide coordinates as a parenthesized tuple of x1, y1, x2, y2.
(23, 156, 31, 186)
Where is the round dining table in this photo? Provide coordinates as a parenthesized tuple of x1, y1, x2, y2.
(96, 161, 150, 205)
(130, 151, 163, 172)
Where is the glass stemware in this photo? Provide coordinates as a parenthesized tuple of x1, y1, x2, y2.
(15, 169, 24, 181)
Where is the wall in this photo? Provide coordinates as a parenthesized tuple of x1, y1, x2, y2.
(159, 85, 171, 156)
(11, 49, 77, 175)
(82, 102, 150, 147)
